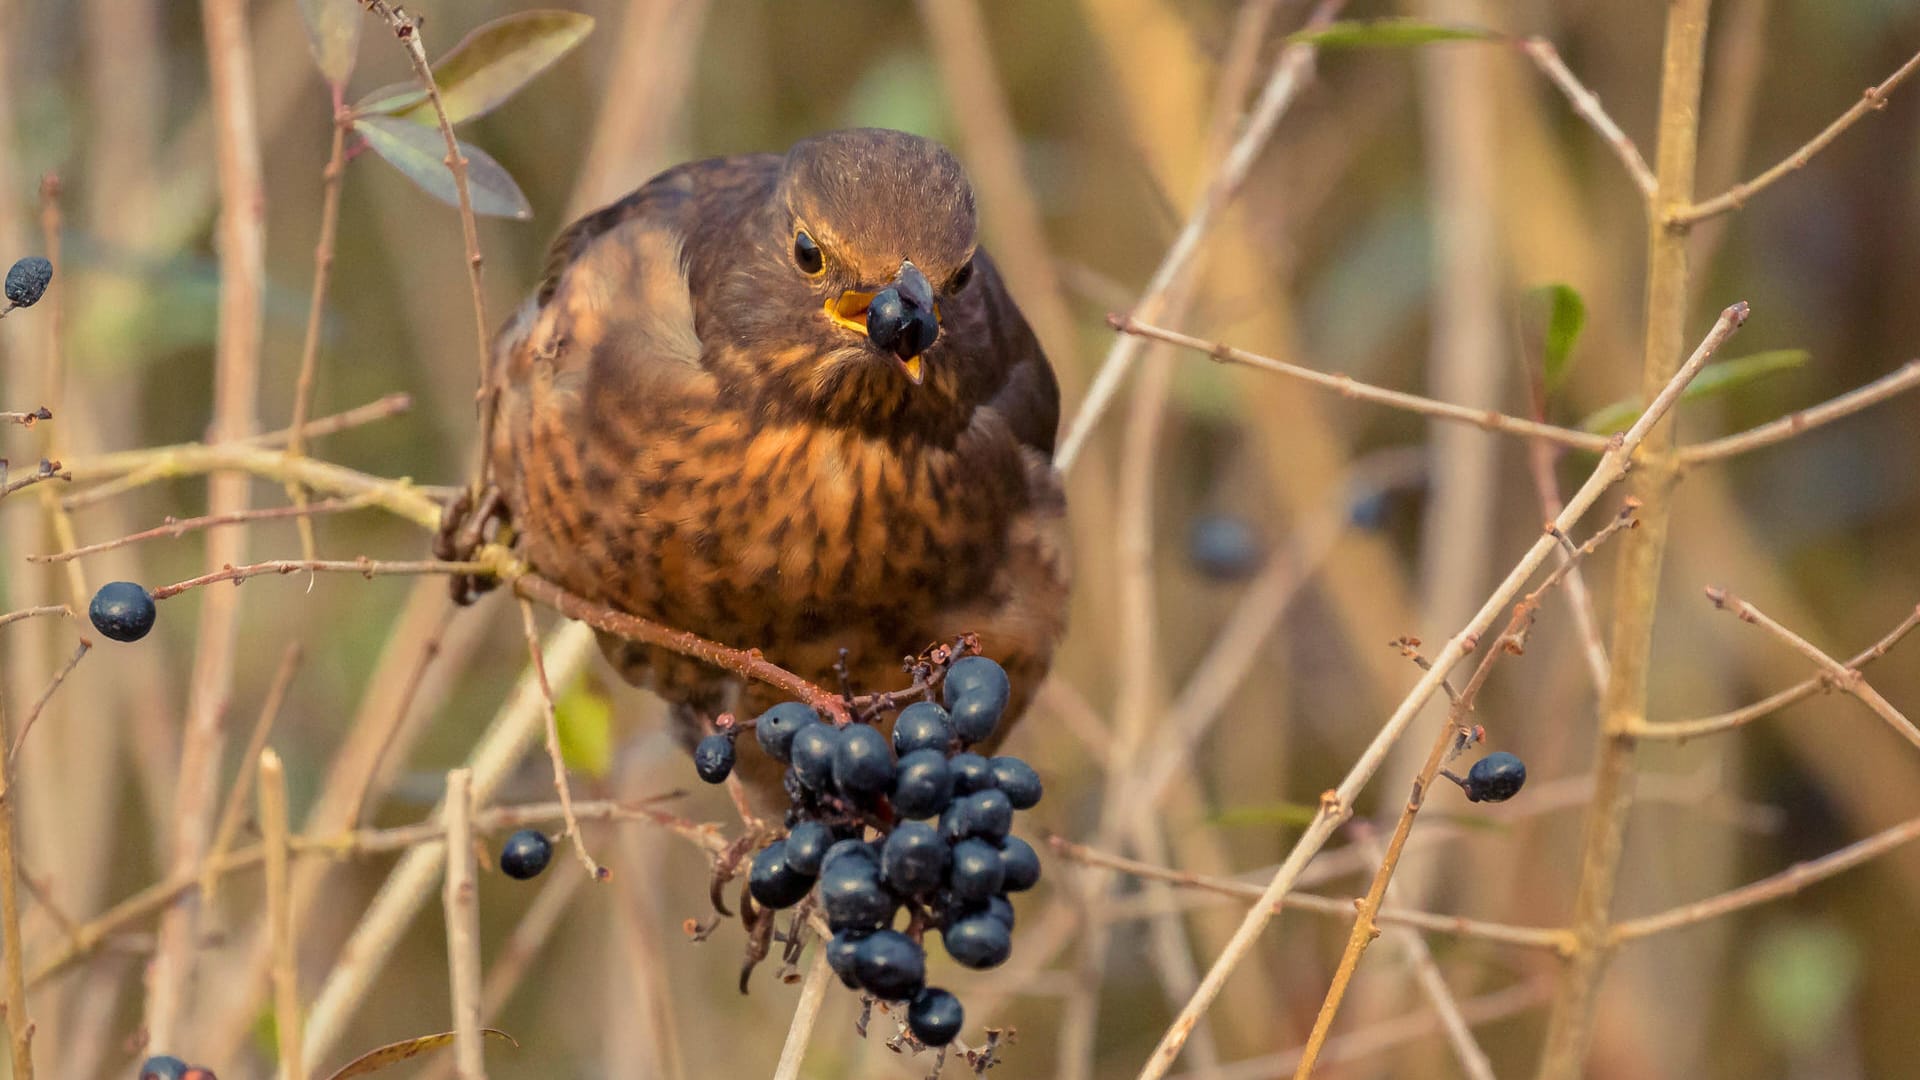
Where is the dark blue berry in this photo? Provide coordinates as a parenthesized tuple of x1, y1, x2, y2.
(999, 835, 1041, 892)
(893, 701, 954, 755)
(89, 581, 156, 643)
(784, 820, 834, 877)
(748, 840, 815, 909)
(942, 913, 1012, 969)
(821, 837, 879, 875)
(944, 655, 1009, 708)
(141, 1056, 190, 1080)
(948, 692, 1006, 746)
(1187, 513, 1263, 580)
(987, 894, 1016, 928)
(1348, 488, 1391, 530)
(988, 756, 1043, 809)
(820, 852, 895, 932)
(788, 722, 840, 791)
(498, 830, 552, 880)
(754, 701, 821, 764)
(832, 722, 895, 799)
(948, 751, 994, 795)
(825, 931, 866, 989)
(951, 789, 1013, 841)
(881, 821, 949, 896)
(948, 837, 1004, 901)
(891, 749, 955, 819)
(693, 733, 735, 784)
(5, 255, 51, 308)
(852, 929, 926, 1000)
(908, 986, 965, 1046)
(1463, 752, 1527, 803)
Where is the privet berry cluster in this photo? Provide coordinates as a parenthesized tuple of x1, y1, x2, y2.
(695, 655, 1041, 1050)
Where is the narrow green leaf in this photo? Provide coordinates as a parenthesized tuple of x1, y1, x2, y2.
(298, 0, 362, 85)
(1579, 349, 1812, 434)
(383, 11, 595, 126)
(354, 116, 533, 220)
(322, 1029, 517, 1080)
(556, 682, 613, 778)
(353, 80, 429, 118)
(1532, 283, 1586, 393)
(1286, 18, 1497, 48)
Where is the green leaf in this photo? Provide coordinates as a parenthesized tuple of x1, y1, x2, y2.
(1578, 349, 1812, 434)
(353, 115, 533, 220)
(322, 1029, 517, 1080)
(1286, 18, 1497, 48)
(368, 11, 595, 127)
(556, 682, 613, 778)
(1207, 801, 1321, 830)
(353, 80, 429, 118)
(1532, 283, 1586, 393)
(298, 0, 361, 85)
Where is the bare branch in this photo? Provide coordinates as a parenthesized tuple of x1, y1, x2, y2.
(31, 496, 377, 564)
(1522, 38, 1657, 199)
(515, 598, 606, 881)
(1679, 359, 1920, 464)
(441, 769, 486, 1079)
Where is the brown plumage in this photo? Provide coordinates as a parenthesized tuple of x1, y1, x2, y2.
(485, 128, 1069, 792)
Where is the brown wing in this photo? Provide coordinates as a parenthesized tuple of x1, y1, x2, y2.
(972, 250, 1061, 459)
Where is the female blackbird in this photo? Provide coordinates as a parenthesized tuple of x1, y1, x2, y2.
(486, 129, 1069, 796)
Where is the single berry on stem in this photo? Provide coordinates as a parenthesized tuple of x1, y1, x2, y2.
(942, 913, 1012, 969)
(4, 255, 52, 309)
(908, 986, 965, 1046)
(89, 581, 157, 643)
(498, 829, 553, 880)
(1461, 751, 1527, 803)
(693, 732, 735, 784)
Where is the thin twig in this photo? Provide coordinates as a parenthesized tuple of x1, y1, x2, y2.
(441, 769, 486, 1079)
(1521, 38, 1657, 199)
(1678, 359, 1920, 464)
(206, 642, 304, 905)
(516, 598, 605, 880)
(0, 697, 35, 1080)
(1053, 0, 1344, 471)
(1703, 588, 1919, 749)
(771, 948, 834, 1080)
(1137, 302, 1749, 1079)
(1113, 315, 1616, 453)
(1672, 47, 1920, 225)
(149, 557, 491, 600)
(1609, 815, 1920, 943)
(259, 749, 302, 1080)
(9, 641, 90, 765)
(0, 461, 68, 500)
(0, 607, 69, 633)
(30, 496, 376, 563)
(1639, 604, 1920, 740)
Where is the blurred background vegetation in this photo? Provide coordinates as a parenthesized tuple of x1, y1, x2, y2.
(1, 0, 1918, 1077)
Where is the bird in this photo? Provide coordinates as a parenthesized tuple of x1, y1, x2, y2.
(482, 128, 1070, 796)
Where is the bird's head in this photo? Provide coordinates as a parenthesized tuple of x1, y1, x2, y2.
(699, 129, 996, 434)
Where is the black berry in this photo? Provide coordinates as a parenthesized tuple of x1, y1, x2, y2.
(821, 837, 879, 875)
(891, 749, 954, 819)
(893, 701, 954, 755)
(988, 756, 1043, 809)
(754, 701, 820, 764)
(784, 820, 834, 877)
(908, 986, 965, 1046)
(852, 929, 926, 1000)
(881, 821, 949, 896)
(947, 751, 994, 795)
(748, 840, 816, 909)
(825, 931, 866, 989)
(141, 1057, 190, 1080)
(89, 581, 156, 643)
(4, 255, 51, 308)
(1463, 752, 1527, 803)
(788, 721, 840, 791)
(956, 789, 1013, 841)
(944, 658, 1010, 745)
(819, 850, 895, 932)
(831, 722, 895, 799)
(693, 733, 735, 784)
(942, 913, 1012, 969)
(999, 835, 1041, 892)
(986, 894, 1016, 928)
(498, 829, 553, 880)
(947, 837, 1004, 901)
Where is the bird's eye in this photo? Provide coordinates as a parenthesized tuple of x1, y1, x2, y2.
(793, 231, 824, 276)
(950, 259, 975, 292)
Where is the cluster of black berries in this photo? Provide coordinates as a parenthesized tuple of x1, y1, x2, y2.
(694, 655, 1042, 1050)
(139, 1055, 217, 1080)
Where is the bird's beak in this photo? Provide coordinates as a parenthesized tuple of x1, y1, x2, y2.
(822, 260, 940, 385)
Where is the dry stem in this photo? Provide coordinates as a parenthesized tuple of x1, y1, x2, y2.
(1521, 38, 1657, 198)
(1678, 359, 1920, 464)
(441, 768, 486, 1079)
(31, 496, 377, 564)
(0, 697, 34, 1079)
(515, 598, 605, 880)
(206, 642, 303, 905)
(259, 749, 302, 1080)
